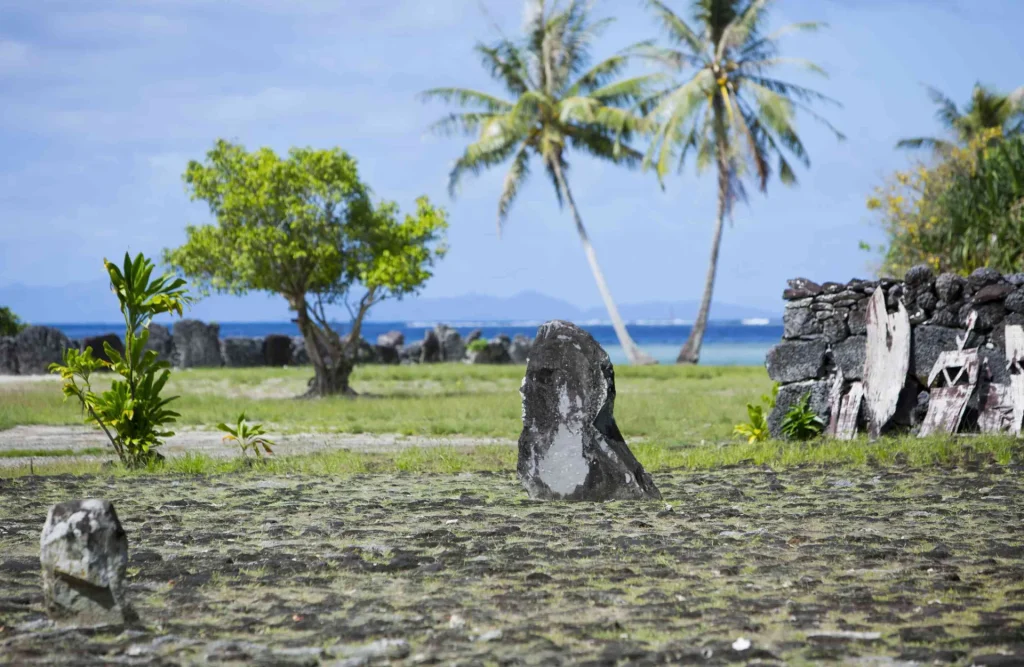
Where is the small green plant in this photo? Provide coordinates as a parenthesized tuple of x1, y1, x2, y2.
(780, 392, 824, 441)
(467, 338, 489, 353)
(734, 384, 778, 443)
(0, 306, 26, 336)
(217, 413, 276, 459)
(49, 252, 191, 468)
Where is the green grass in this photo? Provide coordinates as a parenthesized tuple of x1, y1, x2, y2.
(3, 364, 1022, 479)
(0, 447, 106, 459)
(0, 364, 768, 443)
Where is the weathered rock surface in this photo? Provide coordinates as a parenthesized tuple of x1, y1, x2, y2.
(40, 499, 136, 625)
(172, 320, 222, 368)
(911, 326, 969, 384)
(435, 325, 465, 362)
(467, 340, 512, 365)
(765, 340, 827, 383)
(80, 334, 124, 365)
(517, 320, 660, 501)
(783, 304, 823, 339)
(0, 336, 17, 374)
(508, 334, 532, 364)
(401, 340, 423, 364)
(15, 326, 72, 375)
(376, 330, 404, 349)
(220, 337, 263, 367)
(465, 329, 483, 344)
(832, 335, 867, 380)
(143, 324, 174, 363)
(262, 334, 293, 366)
(420, 330, 441, 363)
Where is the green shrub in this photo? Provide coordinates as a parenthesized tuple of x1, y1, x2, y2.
(733, 384, 777, 443)
(49, 252, 191, 468)
(217, 413, 276, 459)
(0, 306, 26, 336)
(780, 392, 824, 441)
(467, 338, 489, 353)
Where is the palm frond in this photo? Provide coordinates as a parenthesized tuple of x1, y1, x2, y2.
(924, 85, 961, 130)
(643, 0, 705, 53)
(447, 133, 522, 197)
(739, 21, 824, 59)
(498, 144, 532, 233)
(718, 0, 772, 59)
(474, 42, 533, 96)
(419, 87, 513, 112)
(895, 136, 955, 153)
(427, 111, 502, 137)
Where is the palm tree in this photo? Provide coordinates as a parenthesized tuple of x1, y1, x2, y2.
(639, 0, 843, 364)
(421, 0, 657, 365)
(897, 83, 1024, 155)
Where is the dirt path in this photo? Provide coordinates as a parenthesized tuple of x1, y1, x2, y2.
(0, 425, 515, 468)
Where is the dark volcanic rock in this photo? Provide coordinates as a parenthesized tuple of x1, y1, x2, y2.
(376, 330, 404, 349)
(465, 329, 483, 344)
(401, 340, 422, 364)
(832, 336, 866, 380)
(15, 325, 72, 375)
(509, 334, 532, 364)
(468, 341, 512, 365)
(517, 320, 660, 501)
(420, 330, 441, 363)
(40, 499, 136, 625)
(435, 325, 465, 362)
(848, 305, 867, 335)
(935, 273, 965, 303)
(220, 337, 263, 367)
(375, 344, 401, 365)
(765, 340, 828, 383)
(959, 301, 1005, 332)
(912, 326, 977, 384)
(144, 324, 173, 363)
(767, 380, 830, 440)
(783, 278, 823, 300)
(0, 336, 16, 374)
(263, 334, 292, 366)
(81, 333, 124, 365)
(822, 316, 849, 344)
(973, 283, 1013, 304)
(917, 290, 938, 313)
(969, 267, 1002, 289)
(783, 305, 823, 339)
(904, 264, 935, 287)
(289, 337, 309, 365)
(1004, 288, 1024, 314)
(980, 348, 1010, 385)
(172, 320, 222, 368)
(342, 335, 378, 364)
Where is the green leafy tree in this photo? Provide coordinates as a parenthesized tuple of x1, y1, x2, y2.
(869, 129, 1024, 275)
(0, 306, 26, 336)
(165, 140, 448, 397)
(49, 253, 191, 468)
(421, 0, 656, 365)
(639, 0, 843, 364)
(897, 83, 1024, 155)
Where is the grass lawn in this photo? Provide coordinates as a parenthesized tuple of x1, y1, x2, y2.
(2, 364, 1022, 477)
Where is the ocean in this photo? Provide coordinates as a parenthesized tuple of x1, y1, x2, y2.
(46, 321, 781, 366)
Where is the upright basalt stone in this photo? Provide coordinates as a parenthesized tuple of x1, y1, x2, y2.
(517, 320, 660, 501)
(40, 499, 136, 626)
(15, 325, 72, 374)
(765, 340, 827, 383)
(80, 334, 124, 365)
(144, 324, 173, 363)
(509, 334, 532, 364)
(220, 337, 263, 367)
(0, 336, 17, 374)
(263, 334, 293, 366)
(172, 320, 222, 368)
(289, 337, 309, 365)
(420, 330, 441, 363)
(435, 325, 465, 362)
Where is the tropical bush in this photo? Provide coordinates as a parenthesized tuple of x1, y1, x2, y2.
(0, 306, 26, 336)
(49, 253, 191, 468)
(467, 338, 489, 353)
(867, 129, 1024, 275)
(780, 392, 824, 441)
(217, 413, 276, 460)
(733, 383, 778, 443)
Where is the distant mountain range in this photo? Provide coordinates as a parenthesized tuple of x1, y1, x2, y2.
(0, 281, 780, 325)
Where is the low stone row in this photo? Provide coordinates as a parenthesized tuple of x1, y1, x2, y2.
(0, 320, 533, 375)
(767, 265, 1024, 437)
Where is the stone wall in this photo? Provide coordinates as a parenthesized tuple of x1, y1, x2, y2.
(766, 265, 1024, 437)
(1, 322, 533, 375)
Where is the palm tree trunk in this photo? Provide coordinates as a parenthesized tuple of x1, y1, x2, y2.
(677, 104, 730, 365)
(551, 160, 656, 366)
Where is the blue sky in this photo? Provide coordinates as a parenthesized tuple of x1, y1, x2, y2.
(1, 0, 1021, 319)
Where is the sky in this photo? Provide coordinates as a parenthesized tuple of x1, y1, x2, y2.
(1, 0, 1022, 320)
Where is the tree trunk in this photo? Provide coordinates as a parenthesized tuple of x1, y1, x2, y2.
(550, 160, 656, 366)
(677, 100, 731, 365)
(295, 301, 355, 397)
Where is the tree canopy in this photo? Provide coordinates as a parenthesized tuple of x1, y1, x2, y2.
(165, 140, 448, 395)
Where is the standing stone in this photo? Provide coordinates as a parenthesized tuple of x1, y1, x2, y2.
(375, 331, 404, 365)
(767, 380, 831, 439)
(80, 334, 124, 365)
(15, 325, 72, 375)
(420, 330, 441, 363)
(765, 340, 827, 383)
(517, 320, 661, 501)
(435, 325, 466, 362)
(40, 500, 136, 625)
(289, 337, 309, 365)
(509, 334, 532, 364)
(783, 303, 823, 339)
(143, 324, 173, 363)
(832, 336, 867, 380)
(0, 336, 17, 374)
(220, 337, 264, 367)
(172, 320, 222, 368)
(402, 340, 423, 364)
(376, 330, 405, 349)
(467, 340, 512, 364)
(465, 329, 483, 344)
(262, 334, 292, 366)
